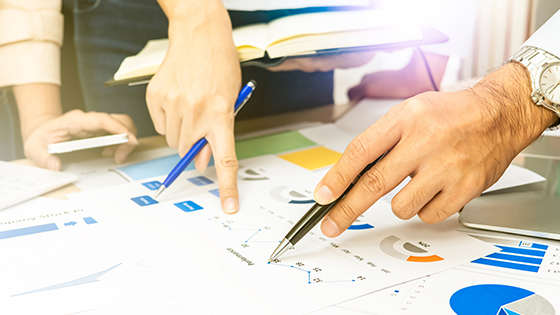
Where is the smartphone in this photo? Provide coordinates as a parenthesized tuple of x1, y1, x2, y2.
(47, 133, 130, 154)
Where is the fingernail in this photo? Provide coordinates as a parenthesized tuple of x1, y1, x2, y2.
(315, 185, 333, 204)
(223, 198, 238, 214)
(322, 217, 339, 238)
(47, 158, 60, 171)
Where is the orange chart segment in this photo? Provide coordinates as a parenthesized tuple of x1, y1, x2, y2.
(406, 255, 444, 262)
(279, 146, 342, 171)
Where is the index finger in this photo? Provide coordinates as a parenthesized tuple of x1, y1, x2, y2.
(205, 120, 239, 215)
(313, 108, 403, 205)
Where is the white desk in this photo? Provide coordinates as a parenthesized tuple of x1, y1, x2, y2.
(5, 100, 560, 314)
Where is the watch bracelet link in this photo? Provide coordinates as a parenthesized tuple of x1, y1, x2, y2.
(510, 46, 560, 130)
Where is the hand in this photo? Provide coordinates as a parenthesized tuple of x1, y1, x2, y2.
(268, 51, 375, 72)
(148, 0, 241, 213)
(313, 62, 558, 238)
(24, 110, 139, 171)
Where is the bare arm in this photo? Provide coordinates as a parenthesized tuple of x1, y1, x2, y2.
(148, 0, 241, 213)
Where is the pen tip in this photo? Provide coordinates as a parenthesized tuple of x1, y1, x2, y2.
(153, 186, 165, 200)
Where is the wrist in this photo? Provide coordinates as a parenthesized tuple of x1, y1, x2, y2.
(470, 62, 557, 152)
(21, 114, 59, 142)
(12, 83, 62, 141)
(161, 0, 231, 37)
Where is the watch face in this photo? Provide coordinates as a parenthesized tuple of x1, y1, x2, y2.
(540, 62, 560, 103)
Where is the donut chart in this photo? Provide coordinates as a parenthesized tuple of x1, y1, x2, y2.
(270, 185, 315, 204)
(379, 235, 444, 262)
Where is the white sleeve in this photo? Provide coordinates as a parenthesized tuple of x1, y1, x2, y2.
(523, 9, 560, 57)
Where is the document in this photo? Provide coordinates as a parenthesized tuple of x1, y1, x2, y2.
(0, 198, 195, 314)
(332, 232, 560, 314)
(69, 153, 497, 314)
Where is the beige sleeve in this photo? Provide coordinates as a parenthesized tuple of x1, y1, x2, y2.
(0, 0, 63, 87)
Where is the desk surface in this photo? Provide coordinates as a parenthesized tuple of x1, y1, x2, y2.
(5, 99, 560, 314)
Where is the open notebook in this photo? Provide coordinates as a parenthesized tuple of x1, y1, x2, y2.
(106, 10, 448, 86)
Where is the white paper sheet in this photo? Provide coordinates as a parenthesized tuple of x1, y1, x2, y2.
(0, 198, 191, 315)
(68, 155, 497, 314)
(329, 232, 560, 314)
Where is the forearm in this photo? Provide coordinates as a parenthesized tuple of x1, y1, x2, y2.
(13, 83, 62, 142)
(157, 0, 232, 35)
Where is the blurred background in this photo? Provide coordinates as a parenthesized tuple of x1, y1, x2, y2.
(2, 0, 560, 161)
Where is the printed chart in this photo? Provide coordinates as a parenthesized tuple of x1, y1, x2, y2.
(331, 233, 560, 314)
(450, 284, 555, 315)
(70, 153, 497, 314)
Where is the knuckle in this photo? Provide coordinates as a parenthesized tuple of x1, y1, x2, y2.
(330, 169, 351, 188)
(392, 194, 418, 220)
(359, 168, 388, 199)
(217, 155, 239, 170)
(336, 202, 359, 223)
(164, 89, 182, 105)
(211, 98, 234, 118)
(346, 137, 371, 161)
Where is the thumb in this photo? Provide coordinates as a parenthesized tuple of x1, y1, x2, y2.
(24, 139, 62, 171)
(45, 155, 62, 171)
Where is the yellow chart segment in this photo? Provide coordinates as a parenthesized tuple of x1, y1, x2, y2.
(278, 146, 343, 171)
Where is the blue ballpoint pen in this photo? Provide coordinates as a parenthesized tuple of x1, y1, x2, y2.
(153, 80, 256, 200)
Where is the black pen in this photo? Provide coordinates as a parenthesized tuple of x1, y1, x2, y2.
(268, 151, 389, 263)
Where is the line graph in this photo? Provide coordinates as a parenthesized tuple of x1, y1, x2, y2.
(268, 262, 360, 284)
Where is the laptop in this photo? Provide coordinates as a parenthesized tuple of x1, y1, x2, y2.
(460, 186, 560, 241)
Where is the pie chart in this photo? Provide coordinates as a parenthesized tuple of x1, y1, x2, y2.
(270, 185, 315, 204)
(379, 235, 444, 262)
(450, 284, 555, 315)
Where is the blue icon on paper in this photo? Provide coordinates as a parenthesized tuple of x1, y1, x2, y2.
(131, 196, 159, 206)
(142, 181, 162, 191)
(174, 201, 203, 212)
(188, 176, 214, 186)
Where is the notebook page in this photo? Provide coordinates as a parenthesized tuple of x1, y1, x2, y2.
(114, 39, 168, 81)
(266, 10, 406, 47)
(232, 23, 269, 61)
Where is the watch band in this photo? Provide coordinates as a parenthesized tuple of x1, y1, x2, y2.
(510, 46, 560, 130)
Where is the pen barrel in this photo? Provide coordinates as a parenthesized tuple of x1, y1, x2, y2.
(286, 202, 337, 245)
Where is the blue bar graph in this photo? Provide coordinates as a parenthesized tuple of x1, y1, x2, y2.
(486, 253, 543, 265)
(472, 258, 540, 273)
(0, 223, 58, 240)
(496, 245, 546, 257)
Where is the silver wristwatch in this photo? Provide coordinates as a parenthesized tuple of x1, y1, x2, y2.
(510, 46, 560, 130)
